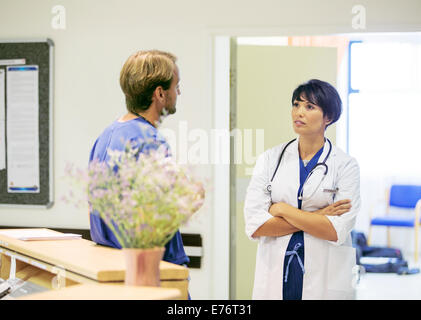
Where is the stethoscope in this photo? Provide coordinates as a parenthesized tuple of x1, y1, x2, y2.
(266, 138, 333, 201)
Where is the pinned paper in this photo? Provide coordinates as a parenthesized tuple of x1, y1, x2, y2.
(0, 69, 5, 170)
(6, 65, 40, 193)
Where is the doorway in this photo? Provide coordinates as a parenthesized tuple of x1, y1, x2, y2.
(215, 32, 421, 300)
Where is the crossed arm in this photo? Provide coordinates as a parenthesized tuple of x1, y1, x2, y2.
(251, 200, 351, 241)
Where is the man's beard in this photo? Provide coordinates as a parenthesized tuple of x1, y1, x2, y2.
(162, 104, 176, 115)
(159, 105, 176, 124)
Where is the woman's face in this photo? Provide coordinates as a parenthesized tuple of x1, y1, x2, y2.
(291, 95, 331, 136)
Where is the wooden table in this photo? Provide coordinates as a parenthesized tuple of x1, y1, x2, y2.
(0, 229, 189, 299)
(18, 283, 181, 300)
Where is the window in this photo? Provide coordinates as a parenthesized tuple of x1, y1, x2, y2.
(348, 41, 421, 178)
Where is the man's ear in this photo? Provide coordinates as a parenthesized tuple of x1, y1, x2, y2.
(153, 86, 165, 102)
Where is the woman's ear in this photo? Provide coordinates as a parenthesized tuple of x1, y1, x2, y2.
(324, 116, 332, 126)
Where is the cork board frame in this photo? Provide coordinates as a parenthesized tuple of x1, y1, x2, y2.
(0, 39, 54, 208)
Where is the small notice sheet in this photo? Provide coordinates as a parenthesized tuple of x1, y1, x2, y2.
(6, 65, 40, 193)
(0, 229, 82, 241)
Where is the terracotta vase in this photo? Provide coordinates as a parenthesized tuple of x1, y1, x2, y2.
(123, 247, 165, 287)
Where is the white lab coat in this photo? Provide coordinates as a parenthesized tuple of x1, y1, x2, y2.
(244, 138, 361, 300)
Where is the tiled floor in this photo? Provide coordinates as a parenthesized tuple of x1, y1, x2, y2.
(356, 258, 421, 300)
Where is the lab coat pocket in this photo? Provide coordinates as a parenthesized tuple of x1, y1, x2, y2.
(303, 181, 334, 210)
(326, 245, 356, 300)
(321, 181, 336, 205)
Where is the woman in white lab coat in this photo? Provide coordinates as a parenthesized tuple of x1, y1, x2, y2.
(244, 79, 361, 300)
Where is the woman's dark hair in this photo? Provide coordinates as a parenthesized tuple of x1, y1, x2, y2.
(291, 79, 342, 127)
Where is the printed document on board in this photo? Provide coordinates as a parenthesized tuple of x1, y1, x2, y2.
(6, 65, 40, 193)
(0, 69, 5, 170)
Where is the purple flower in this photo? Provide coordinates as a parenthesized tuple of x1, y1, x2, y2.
(62, 137, 205, 249)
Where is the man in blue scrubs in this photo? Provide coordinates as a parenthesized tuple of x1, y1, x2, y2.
(89, 50, 189, 267)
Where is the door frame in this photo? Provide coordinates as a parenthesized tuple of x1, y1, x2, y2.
(212, 36, 231, 299)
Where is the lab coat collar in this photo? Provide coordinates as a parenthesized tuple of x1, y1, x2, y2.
(285, 136, 337, 160)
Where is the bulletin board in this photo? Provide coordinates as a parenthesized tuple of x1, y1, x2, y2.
(0, 39, 54, 208)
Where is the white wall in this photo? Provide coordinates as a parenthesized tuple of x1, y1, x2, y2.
(0, 0, 420, 299)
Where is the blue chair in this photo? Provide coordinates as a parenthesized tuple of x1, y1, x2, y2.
(368, 184, 421, 262)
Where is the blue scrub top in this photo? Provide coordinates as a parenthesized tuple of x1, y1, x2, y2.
(282, 146, 324, 300)
(88, 117, 190, 266)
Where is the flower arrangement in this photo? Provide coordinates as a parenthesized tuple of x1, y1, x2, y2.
(63, 139, 205, 249)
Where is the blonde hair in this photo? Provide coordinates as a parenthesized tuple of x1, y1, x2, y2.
(119, 50, 177, 113)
